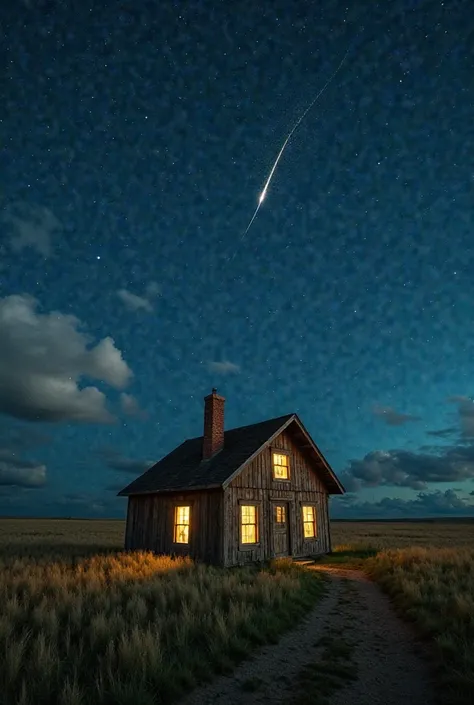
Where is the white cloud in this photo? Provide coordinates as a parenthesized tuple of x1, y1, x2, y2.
(117, 289, 153, 312)
(117, 282, 161, 313)
(2, 202, 61, 258)
(0, 294, 133, 423)
(120, 392, 146, 418)
(208, 360, 240, 374)
(0, 449, 46, 488)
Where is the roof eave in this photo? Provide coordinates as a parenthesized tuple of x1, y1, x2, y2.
(117, 482, 222, 497)
(291, 415, 345, 494)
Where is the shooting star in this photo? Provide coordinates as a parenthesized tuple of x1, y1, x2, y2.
(241, 48, 351, 239)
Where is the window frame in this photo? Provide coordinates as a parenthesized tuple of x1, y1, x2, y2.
(173, 504, 191, 545)
(238, 500, 261, 550)
(271, 449, 291, 482)
(301, 504, 317, 540)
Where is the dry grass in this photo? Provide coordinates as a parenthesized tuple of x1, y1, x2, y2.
(329, 520, 474, 705)
(0, 519, 324, 705)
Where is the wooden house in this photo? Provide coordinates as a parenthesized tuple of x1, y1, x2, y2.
(118, 389, 344, 566)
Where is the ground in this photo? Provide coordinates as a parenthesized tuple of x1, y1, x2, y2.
(0, 518, 472, 704)
(180, 564, 434, 705)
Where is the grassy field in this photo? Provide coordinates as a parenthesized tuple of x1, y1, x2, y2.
(331, 519, 474, 549)
(0, 519, 324, 705)
(330, 520, 474, 705)
(1, 518, 473, 704)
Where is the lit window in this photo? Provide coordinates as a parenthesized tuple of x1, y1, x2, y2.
(273, 452, 289, 480)
(302, 506, 316, 538)
(174, 506, 190, 544)
(274, 505, 286, 524)
(241, 505, 258, 544)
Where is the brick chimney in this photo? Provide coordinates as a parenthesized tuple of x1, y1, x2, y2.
(203, 388, 225, 460)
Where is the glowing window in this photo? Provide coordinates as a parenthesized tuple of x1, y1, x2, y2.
(274, 505, 286, 524)
(174, 506, 190, 544)
(302, 506, 316, 538)
(273, 452, 289, 480)
(241, 505, 258, 544)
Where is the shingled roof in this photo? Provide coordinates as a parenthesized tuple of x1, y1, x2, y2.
(118, 413, 344, 496)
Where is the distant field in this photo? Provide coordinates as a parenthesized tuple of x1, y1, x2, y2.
(2, 516, 474, 555)
(331, 519, 474, 549)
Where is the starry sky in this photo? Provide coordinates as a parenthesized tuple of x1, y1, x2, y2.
(1, 0, 474, 520)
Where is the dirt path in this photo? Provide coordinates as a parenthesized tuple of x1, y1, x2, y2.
(180, 566, 435, 705)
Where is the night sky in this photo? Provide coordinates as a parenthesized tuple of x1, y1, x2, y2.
(1, 0, 474, 520)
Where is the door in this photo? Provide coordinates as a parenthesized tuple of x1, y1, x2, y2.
(272, 503, 290, 557)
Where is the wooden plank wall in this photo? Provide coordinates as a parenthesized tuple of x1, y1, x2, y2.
(125, 489, 224, 564)
(224, 429, 331, 566)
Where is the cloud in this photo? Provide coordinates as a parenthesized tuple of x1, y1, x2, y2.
(0, 294, 133, 423)
(208, 360, 240, 374)
(331, 489, 473, 519)
(116, 285, 159, 313)
(340, 442, 474, 492)
(99, 448, 153, 474)
(426, 427, 458, 438)
(55, 492, 122, 516)
(372, 405, 421, 426)
(0, 425, 52, 450)
(2, 202, 61, 257)
(448, 396, 474, 438)
(0, 449, 46, 488)
(120, 392, 147, 418)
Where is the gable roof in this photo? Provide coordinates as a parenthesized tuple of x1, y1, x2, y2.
(117, 413, 344, 497)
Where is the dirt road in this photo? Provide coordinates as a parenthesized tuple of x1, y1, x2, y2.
(181, 566, 435, 705)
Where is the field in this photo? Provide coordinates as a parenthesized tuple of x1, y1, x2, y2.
(0, 518, 473, 704)
(0, 519, 323, 705)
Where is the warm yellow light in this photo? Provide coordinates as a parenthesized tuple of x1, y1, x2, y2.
(302, 506, 316, 538)
(174, 506, 190, 544)
(273, 452, 289, 479)
(275, 505, 286, 523)
(241, 505, 258, 544)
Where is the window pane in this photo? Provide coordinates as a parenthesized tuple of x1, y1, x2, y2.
(273, 453, 289, 479)
(174, 506, 190, 544)
(176, 525, 189, 543)
(275, 505, 286, 523)
(302, 506, 316, 538)
(241, 524, 256, 544)
(241, 505, 255, 524)
(177, 506, 189, 524)
(241, 505, 258, 544)
(303, 506, 314, 523)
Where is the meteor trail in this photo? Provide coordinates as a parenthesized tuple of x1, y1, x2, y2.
(241, 47, 350, 239)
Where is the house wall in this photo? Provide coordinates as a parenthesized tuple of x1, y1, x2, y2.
(124, 489, 224, 564)
(224, 428, 331, 566)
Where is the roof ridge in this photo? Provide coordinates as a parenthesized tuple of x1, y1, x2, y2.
(184, 413, 296, 443)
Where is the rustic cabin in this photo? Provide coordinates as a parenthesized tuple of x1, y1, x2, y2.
(118, 389, 344, 566)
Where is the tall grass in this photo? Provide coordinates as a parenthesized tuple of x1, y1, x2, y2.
(366, 547, 474, 705)
(0, 539, 324, 705)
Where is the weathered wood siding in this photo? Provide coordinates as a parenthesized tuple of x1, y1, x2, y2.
(125, 489, 224, 565)
(224, 429, 331, 566)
